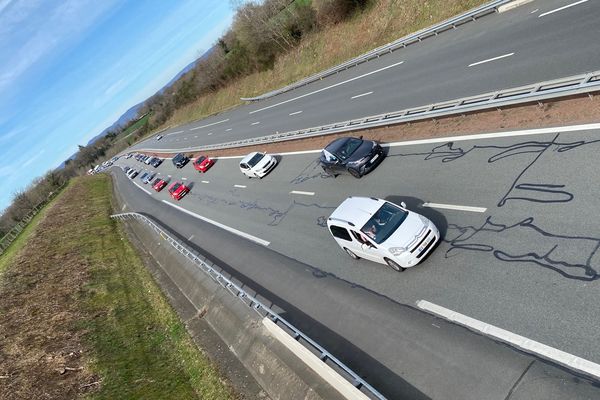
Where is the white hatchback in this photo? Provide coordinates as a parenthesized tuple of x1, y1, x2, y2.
(327, 197, 439, 271)
(239, 152, 278, 178)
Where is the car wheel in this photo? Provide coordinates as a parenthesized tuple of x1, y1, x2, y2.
(384, 258, 405, 272)
(344, 248, 360, 260)
(349, 168, 362, 178)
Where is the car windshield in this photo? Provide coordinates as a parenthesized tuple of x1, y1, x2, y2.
(152, 178, 161, 185)
(196, 156, 206, 164)
(174, 154, 183, 161)
(360, 202, 408, 244)
(170, 183, 181, 192)
(247, 153, 264, 167)
(332, 138, 362, 161)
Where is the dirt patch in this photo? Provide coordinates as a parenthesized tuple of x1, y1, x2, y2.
(0, 182, 97, 399)
(139, 94, 600, 160)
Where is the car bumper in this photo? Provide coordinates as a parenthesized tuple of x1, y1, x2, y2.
(360, 146, 386, 175)
(255, 158, 277, 177)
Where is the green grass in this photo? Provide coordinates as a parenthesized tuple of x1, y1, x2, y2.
(75, 176, 234, 399)
(0, 186, 67, 276)
(0, 175, 235, 399)
(117, 113, 150, 143)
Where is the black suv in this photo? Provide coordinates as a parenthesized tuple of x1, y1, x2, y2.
(150, 157, 163, 168)
(319, 136, 385, 178)
(172, 153, 189, 168)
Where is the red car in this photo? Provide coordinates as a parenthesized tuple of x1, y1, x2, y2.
(168, 181, 190, 201)
(193, 155, 214, 173)
(153, 178, 167, 192)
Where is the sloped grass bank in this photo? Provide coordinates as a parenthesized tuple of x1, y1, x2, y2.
(0, 175, 235, 400)
(162, 0, 486, 130)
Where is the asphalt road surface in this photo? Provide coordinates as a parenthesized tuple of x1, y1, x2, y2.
(130, 0, 600, 152)
(113, 123, 600, 398)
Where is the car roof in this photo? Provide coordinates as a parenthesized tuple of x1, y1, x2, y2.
(329, 197, 384, 228)
(324, 137, 354, 153)
(240, 152, 262, 163)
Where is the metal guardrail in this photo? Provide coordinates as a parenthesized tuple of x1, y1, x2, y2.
(137, 70, 600, 153)
(0, 184, 66, 255)
(111, 212, 386, 400)
(240, 0, 511, 102)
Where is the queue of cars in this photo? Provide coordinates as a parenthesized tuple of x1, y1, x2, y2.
(123, 135, 439, 271)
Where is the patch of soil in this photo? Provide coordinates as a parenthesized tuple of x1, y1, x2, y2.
(140, 94, 600, 159)
(0, 183, 98, 399)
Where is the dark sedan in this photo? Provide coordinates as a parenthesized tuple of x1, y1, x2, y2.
(319, 136, 385, 178)
(172, 153, 189, 168)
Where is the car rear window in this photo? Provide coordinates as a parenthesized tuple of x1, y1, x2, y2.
(170, 183, 181, 193)
(196, 156, 206, 164)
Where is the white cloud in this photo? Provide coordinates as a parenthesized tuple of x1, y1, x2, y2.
(21, 148, 45, 168)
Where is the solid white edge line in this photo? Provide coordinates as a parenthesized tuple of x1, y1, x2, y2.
(290, 190, 315, 196)
(133, 123, 600, 159)
(189, 118, 230, 131)
(234, 184, 247, 188)
(249, 60, 404, 114)
(289, 110, 303, 116)
(133, 181, 152, 195)
(416, 300, 600, 380)
(262, 318, 371, 400)
(423, 202, 486, 213)
(161, 200, 270, 246)
(538, 0, 588, 17)
(351, 91, 373, 99)
(468, 52, 514, 67)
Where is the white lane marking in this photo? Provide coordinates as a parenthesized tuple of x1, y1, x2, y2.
(251, 121, 261, 125)
(133, 181, 152, 195)
(249, 60, 405, 114)
(290, 190, 315, 196)
(208, 132, 213, 136)
(530, 8, 539, 13)
(133, 123, 600, 158)
(189, 118, 230, 131)
(121, 204, 127, 211)
(423, 202, 486, 213)
(181, 177, 188, 180)
(201, 180, 210, 183)
(351, 91, 373, 99)
(539, 0, 588, 17)
(194, 135, 198, 138)
(226, 128, 232, 131)
(162, 200, 270, 246)
(188, 234, 194, 240)
(385, 122, 600, 148)
(289, 110, 303, 116)
(167, 130, 184, 136)
(417, 300, 600, 380)
(468, 52, 514, 67)
(234, 184, 247, 188)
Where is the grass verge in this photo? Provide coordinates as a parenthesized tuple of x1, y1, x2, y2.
(0, 175, 236, 400)
(0, 187, 66, 276)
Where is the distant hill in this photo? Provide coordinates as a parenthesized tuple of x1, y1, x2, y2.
(86, 101, 145, 145)
(82, 45, 215, 151)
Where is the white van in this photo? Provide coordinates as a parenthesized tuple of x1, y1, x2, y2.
(327, 197, 439, 271)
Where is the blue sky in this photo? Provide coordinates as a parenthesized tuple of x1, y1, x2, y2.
(0, 0, 235, 211)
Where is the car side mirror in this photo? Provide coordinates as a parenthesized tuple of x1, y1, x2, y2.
(400, 202, 407, 209)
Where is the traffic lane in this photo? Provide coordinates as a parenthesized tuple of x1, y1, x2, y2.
(109, 167, 600, 399)
(129, 0, 600, 151)
(118, 128, 600, 362)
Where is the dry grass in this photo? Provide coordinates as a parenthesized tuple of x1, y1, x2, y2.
(0, 176, 236, 400)
(161, 0, 486, 130)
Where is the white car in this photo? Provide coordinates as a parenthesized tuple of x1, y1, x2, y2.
(156, 134, 163, 141)
(327, 197, 440, 271)
(239, 152, 278, 178)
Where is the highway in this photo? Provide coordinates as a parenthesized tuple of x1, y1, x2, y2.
(113, 123, 600, 398)
(129, 0, 600, 151)
(108, 0, 600, 396)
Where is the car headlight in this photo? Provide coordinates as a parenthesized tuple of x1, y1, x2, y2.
(389, 247, 407, 256)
